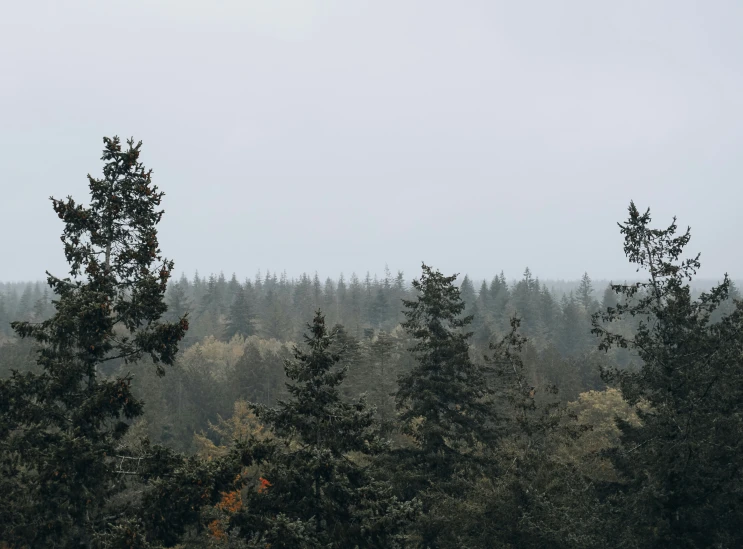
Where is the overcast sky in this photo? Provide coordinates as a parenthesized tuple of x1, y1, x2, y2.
(1, 0, 741, 284)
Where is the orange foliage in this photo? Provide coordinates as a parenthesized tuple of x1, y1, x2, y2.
(217, 490, 242, 513)
(207, 490, 243, 542)
(208, 519, 227, 541)
(258, 477, 272, 494)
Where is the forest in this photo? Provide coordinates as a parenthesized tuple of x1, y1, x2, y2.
(1, 137, 743, 549)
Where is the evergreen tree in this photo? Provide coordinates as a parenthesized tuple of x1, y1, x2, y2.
(165, 273, 191, 322)
(224, 284, 256, 340)
(539, 284, 559, 340)
(336, 273, 347, 325)
(0, 293, 8, 337)
(559, 292, 588, 356)
(576, 271, 597, 312)
(393, 264, 517, 547)
(216, 271, 228, 310)
(367, 330, 399, 423)
(0, 136, 188, 547)
(512, 267, 541, 336)
(601, 282, 619, 310)
(191, 269, 204, 304)
(312, 272, 323, 308)
(31, 287, 51, 322)
(459, 274, 476, 311)
(348, 273, 363, 336)
(233, 311, 416, 547)
(16, 283, 34, 321)
(593, 202, 743, 548)
(201, 273, 220, 315)
(229, 341, 264, 403)
(396, 264, 500, 481)
(392, 270, 407, 325)
(323, 277, 337, 324)
(253, 269, 263, 295)
(477, 280, 490, 312)
(370, 285, 389, 328)
(489, 271, 510, 325)
(293, 273, 314, 325)
(227, 272, 241, 305)
(263, 288, 292, 341)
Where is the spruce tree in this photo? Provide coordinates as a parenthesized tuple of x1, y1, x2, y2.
(232, 311, 416, 548)
(0, 136, 188, 547)
(396, 264, 500, 482)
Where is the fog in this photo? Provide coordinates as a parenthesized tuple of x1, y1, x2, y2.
(4, 4, 743, 546)
(2, 0, 741, 282)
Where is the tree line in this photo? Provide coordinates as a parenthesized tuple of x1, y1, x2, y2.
(1, 137, 742, 548)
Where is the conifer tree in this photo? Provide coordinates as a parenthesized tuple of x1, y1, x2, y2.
(166, 274, 191, 322)
(593, 202, 743, 548)
(224, 284, 256, 340)
(601, 282, 619, 310)
(0, 136, 188, 547)
(0, 293, 8, 336)
(459, 274, 477, 311)
(576, 271, 597, 312)
(396, 264, 499, 482)
(323, 277, 337, 324)
(489, 271, 510, 325)
(477, 280, 490, 312)
(232, 311, 416, 548)
(262, 288, 292, 341)
(229, 341, 264, 403)
(370, 285, 389, 328)
(227, 271, 241, 304)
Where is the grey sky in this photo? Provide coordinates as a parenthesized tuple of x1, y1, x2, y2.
(2, 1, 741, 284)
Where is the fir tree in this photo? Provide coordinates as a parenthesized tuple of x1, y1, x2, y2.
(396, 264, 500, 482)
(232, 311, 416, 548)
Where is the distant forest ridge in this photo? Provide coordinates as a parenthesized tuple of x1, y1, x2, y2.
(1, 272, 738, 299)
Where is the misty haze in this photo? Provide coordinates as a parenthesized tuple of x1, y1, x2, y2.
(1, 2, 742, 548)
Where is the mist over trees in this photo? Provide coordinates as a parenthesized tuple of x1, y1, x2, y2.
(2, 138, 743, 548)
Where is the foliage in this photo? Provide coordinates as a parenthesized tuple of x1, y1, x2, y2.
(230, 311, 418, 548)
(592, 202, 743, 548)
(0, 136, 188, 547)
(396, 264, 502, 480)
(224, 286, 256, 341)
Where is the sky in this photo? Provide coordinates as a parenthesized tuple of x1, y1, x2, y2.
(1, 0, 742, 284)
